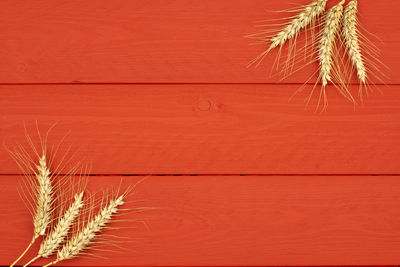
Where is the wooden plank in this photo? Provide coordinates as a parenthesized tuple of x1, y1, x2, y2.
(1, 175, 400, 266)
(0, 0, 397, 84)
(1, 84, 400, 175)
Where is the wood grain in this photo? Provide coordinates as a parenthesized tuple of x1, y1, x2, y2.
(1, 1, 399, 267)
(0, 0, 397, 84)
(1, 84, 399, 175)
(1, 175, 400, 266)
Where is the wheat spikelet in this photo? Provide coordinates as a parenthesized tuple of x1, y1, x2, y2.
(43, 194, 125, 266)
(318, 0, 345, 87)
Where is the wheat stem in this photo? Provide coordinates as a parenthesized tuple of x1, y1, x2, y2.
(42, 260, 58, 267)
(9, 236, 36, 267)
(22, 255, 40, 267)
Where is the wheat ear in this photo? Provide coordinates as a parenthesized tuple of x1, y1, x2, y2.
(23, 192, 85, 267)
(247, 0, 327, 68)
(41, 192, 84, 257)
(318, 0, 345, 87)
(10, 154, 53, 267)
(268, 0, 327, 52)
(43, 194, 125, 267)
(343, 0, 367, 93)
(33, 155, 53, 237)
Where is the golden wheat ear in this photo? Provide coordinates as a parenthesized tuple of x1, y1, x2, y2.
(9, 155, 53, 267)
(8, 122, 82, 267)
(319, 0, 345, 88)
(247, 0, 327, 68)
(341, 0, 389, 103)
(9, 124, 55, 267)
(342, 1, 366, 81)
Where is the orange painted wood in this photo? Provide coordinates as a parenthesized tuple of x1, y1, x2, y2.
(1, 175, 400, 266)
(1, 84, 400, 175)
(0, 0, 397, 84)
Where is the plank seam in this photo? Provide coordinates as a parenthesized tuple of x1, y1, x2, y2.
(0, 82, 394, 86)
(1, 174, 399, 177)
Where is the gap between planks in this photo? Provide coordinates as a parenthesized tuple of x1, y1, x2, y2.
(1, 174, 399, 177)
(0, 82, 393, 86)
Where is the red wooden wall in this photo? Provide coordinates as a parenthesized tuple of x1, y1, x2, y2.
(1, 0, 400, 266)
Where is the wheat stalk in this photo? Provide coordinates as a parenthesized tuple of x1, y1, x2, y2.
(343, 0, 367, 93)
(318, 0, 345, 87)
(10, 154, 53, 267)
(43, 194, 125, 267)
(269, 0, 328, 52)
